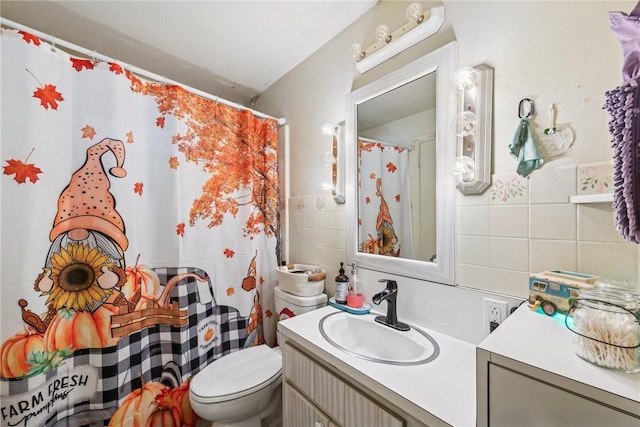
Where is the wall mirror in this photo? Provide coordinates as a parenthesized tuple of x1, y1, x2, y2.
(346, 41, 456, 284)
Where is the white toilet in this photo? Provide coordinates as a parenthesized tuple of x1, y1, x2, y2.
(189, 287, 327, 427)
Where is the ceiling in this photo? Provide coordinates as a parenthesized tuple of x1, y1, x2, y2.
(0, 0, 377, 107)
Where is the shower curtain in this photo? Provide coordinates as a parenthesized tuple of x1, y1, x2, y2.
(0, 28, 278, 426)
(358, 138, 413, 258)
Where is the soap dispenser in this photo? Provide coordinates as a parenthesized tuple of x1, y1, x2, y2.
(347, 262, 364, 308)
(334, 262, 349, 304)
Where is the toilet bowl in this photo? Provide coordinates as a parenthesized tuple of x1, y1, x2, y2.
(189, 344, 283, 427)
(189, 288, 327, 427)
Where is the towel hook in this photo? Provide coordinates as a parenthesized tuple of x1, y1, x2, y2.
(518, 98, 535, 119)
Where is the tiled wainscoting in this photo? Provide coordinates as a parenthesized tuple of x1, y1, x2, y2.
(286, 163, 637, 301)
(286, 193, 346, 295)
(457, 163, 638, 298)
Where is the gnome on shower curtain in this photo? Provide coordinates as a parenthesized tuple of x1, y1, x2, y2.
(23, 138, 138, 335)
(243, 251, 265, 347)
(374, 178, 401, 257)
(360, 178, 401, 257)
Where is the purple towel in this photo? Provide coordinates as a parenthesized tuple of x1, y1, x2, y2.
(604, 2, 640, 243)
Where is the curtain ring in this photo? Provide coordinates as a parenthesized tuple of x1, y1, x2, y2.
(518, 98, 535, 118)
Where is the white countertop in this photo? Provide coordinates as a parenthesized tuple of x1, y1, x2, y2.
(479, 305, 640, 403)
(278, 305, 477, 427)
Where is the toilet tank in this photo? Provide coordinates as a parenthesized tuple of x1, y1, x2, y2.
(274, 286, 327, 345)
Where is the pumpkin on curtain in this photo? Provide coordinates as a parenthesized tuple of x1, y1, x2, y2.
(357, 138, 414, 258)
(0, 27, 278, 427)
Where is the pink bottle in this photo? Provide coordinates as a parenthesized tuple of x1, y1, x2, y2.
(347, 262, 364, 309)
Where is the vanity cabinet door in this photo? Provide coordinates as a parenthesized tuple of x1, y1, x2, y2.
(284, 343, 315, 397)
(284, 381, 332, 427)
(314, 361, 345, 425)
(283, 343, 408, 427)
(489, 364, 639, 427)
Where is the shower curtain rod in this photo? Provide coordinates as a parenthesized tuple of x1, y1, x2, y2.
(0, 18, 286, 125)
(358, 136, 413, 151)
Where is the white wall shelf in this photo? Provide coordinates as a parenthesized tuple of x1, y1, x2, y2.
(569, 193, 613, 204)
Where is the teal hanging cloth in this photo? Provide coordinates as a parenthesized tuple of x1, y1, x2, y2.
(509, 100, 544, 177)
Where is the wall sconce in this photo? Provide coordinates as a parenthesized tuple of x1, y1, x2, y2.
(450, 64, 494, 194)
(351, 4, 445, 74)
(319, 123, 346, 204)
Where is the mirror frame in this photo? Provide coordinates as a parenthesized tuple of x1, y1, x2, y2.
(346, 41, 456, 285)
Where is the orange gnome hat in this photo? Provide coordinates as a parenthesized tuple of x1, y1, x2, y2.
(375, 178, 393, 231)
(49, 138, 129, 251)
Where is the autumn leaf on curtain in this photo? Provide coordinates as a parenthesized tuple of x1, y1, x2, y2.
(81, 125, 97, 139)
(3, 148, 43, 184)
(18, 31, 41, 45)
(127, 81, 279, 238)
(70, 58, 95, 72)
(33, 83, 64, 110)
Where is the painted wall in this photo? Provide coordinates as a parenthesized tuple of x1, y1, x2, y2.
(257, 1, 640, 343)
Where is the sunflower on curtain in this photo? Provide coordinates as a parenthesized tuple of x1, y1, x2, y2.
(357, 138, 413, 258)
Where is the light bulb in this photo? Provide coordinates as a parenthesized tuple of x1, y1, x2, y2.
(406, 3, 424, 23)
(375, 25, 392, 43)
(351, 43, 365, 60)
(320, 123, 336, 136)
(450, 156, 475, 182)
(451, 67, 478, 92)
(320, 151, 337, 166)
(321, 181, 335, 191)
(451, 111, 477, 136)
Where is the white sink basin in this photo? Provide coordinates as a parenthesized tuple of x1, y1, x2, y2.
(319, 311, 439, 365)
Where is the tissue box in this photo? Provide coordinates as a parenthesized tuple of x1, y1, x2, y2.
(277, 264, 326, 296)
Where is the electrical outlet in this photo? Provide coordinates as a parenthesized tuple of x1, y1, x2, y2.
(489, 306, 501, 323)
(484, 298, 509, 332)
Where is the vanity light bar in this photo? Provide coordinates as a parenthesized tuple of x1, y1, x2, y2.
(332, 133, 338, 197)
(456, 64, 494, 195)
(354, 6, 444, 74)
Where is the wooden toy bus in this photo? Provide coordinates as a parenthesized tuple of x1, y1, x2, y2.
(528, 270, 600, 316)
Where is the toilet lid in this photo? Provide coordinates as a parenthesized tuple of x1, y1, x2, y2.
(190, 345, 282, 403)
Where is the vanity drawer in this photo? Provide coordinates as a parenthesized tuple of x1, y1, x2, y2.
(283, 342, 406, 427)
(345, 384, 404, 427)
(284, 343, 345, 423)
(284, 381, 334, 427)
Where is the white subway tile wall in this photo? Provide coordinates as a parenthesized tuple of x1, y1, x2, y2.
(528, 165, 576, 204)
(457, 205, 490, 236)
(456, 165, 639, 298)
(529, 204, 577, 240)
(287, 193, 346, 296)
(457, 236, 490, 266)
(489, 237, 529, 271)
(529, 239, 578, 273)
(287, 164, 638, 301)
(489, 205, 529, 238)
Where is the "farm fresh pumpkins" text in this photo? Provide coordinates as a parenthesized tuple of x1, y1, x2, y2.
(0, 365, 98, 427)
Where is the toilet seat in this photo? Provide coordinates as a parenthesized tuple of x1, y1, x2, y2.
(190, 345, 282, 404)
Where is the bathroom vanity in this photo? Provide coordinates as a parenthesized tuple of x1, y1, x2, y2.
(279, 304, 640, 427)
(278, 305, 477, 427)
(477, 305, 640, 426)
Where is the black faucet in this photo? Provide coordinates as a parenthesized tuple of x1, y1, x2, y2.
(372, 279, 410, 331)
